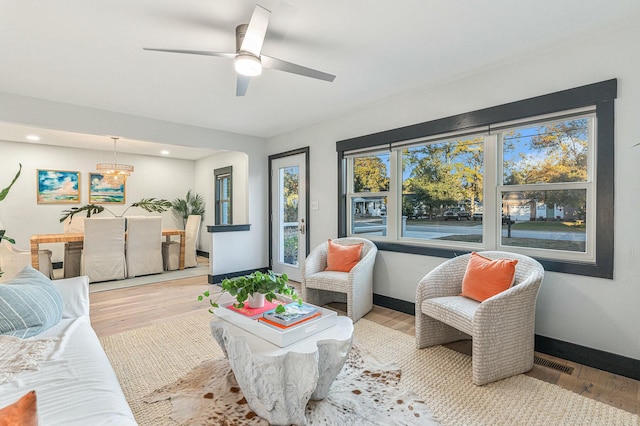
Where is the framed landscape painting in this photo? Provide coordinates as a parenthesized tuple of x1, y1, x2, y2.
(37, 169, 80, 204)
(89, 173, 126, 204)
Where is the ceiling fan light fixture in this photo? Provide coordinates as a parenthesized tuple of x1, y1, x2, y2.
(235, 54, 262, 77)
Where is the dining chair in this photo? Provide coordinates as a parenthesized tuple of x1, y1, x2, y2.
(125, 216, 163, 278)
(162, 214, 201, 270)
(62, 216, 85, 278)
(0, 240, 53, 283)
(81, 217, 126, 283)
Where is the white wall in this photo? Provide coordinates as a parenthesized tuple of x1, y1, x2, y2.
(267, 22, 640, 361)
(196, 147, 269, 274)
(195, 151, 250, 228)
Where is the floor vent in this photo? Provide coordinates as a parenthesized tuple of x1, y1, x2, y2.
(534, 356, 574, 375)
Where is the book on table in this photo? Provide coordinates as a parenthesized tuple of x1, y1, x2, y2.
(224, 299, 283, 319)
(258, 311, 322, 330)
(215, 303, 337, 347)
(262, 302, 319, 326)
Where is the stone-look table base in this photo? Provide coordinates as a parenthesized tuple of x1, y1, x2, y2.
(211, 316, 354, 425)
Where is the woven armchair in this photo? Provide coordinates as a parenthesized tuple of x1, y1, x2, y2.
(415, 251, 544, 385)
(302, 238, 377, 323)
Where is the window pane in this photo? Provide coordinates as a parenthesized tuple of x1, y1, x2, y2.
(501, 189, 586, 252)
(214, 167, 232, 226)
(221, 201, 230, 225)
(351, 196, 387, 236)
(353, 153, 390, 192)
(503, 118, 590, 185)
(280, 166, 299, 266)
(222, 176, 230, 199)
(401, 137, 483, 243)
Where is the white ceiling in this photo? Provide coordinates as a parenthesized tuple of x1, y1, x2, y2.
(1, 0, 639, 158)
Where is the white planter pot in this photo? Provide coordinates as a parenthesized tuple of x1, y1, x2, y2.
(247, 293, 265, 308)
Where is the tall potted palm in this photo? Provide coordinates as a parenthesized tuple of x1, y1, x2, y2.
(171, 190, 205, 229)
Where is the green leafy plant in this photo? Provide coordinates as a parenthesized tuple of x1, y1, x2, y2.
(0, 164, 22, 277)
(198, 270, 301, 314)
(60, 198, 172, 223)
(0, 163, 22, 244)
(171, 190, 205, 229)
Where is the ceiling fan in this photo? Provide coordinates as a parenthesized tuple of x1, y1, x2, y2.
(143, 4, 336, 96)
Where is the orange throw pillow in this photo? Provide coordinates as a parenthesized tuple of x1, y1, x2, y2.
(0, 391, 38, 426)
(325, 239, 364, 272)
(460, 252, 518, 302)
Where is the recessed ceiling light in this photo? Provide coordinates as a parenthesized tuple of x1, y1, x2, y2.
(26, 135, 40, 141)
(160, 150, 170, 155)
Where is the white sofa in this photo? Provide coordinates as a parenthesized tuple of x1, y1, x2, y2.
(0, 274, 137, 425)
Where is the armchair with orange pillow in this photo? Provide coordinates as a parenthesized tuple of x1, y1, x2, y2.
(415, 251, 544, 385)
(302, 237, 378, 322)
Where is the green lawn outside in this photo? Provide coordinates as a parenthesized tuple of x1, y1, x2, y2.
(510, 220, 585, 233)
(436, 234, 585, 252)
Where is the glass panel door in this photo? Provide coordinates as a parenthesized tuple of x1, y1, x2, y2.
(271, 153, 306, 281)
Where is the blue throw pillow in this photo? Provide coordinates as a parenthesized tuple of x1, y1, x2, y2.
(0, 265, 63, 338)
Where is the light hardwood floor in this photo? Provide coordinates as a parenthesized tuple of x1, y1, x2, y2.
(89, 273, 640, 416)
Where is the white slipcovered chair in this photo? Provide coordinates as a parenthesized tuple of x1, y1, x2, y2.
(125, 216, 163, 278)
(162, 214, 201, 270)
(81, 217, 126, 283)
(62, 216, 85, 278)
(301, 237, 378, 323)
(415, 251, 544, 385)
(0, 240, 52, 283)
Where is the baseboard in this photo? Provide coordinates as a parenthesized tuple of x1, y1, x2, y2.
(196, 250, 209, 258)
(373, 293, 415, 315)
(208, 267, 269, 285)
(374, 294, 640, 381)
(535, 335, 640, 381)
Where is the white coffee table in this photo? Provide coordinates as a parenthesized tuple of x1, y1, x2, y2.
(210, 315, 354, 426)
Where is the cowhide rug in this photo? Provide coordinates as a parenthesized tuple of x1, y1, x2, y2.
(144, 344, 439, 425)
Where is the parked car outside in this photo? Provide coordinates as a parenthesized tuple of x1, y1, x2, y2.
(443, 208, 470, 221)
(470, 212, 512, 223)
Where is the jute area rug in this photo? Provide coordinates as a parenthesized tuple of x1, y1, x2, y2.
(100, 311, 639, 426)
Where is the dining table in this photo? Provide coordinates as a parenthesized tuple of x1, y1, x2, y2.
(30, 229, 186, 271)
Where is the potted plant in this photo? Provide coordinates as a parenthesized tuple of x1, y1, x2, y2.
(198, 270, 301, 314)
(171, 190, 205, 229)
(0, 164, 22, 278)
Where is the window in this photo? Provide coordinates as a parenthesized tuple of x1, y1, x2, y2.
(347, 152, 390, 237)
(337, 80, 616, 278)
(215, 166, 232, 225)
(498, 116, 593, 259)
(401, 136, 484, 245)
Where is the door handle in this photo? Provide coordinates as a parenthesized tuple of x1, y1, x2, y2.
(299, 218, 305, 235)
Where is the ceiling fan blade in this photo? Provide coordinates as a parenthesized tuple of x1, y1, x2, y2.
(236, 75, 251, 96)
(240, 5, 270, 56)
(143, 47, 236, 59)
(261, 55, 336, 82)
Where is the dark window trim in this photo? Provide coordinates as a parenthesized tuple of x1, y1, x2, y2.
(214, 166, 232, 226)
(207, 224, 251, 233)
(268, 147, 311, 270)
(337, 79, 616, 279)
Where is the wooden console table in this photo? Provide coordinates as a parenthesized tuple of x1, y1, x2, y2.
(30, 229, 186, 271)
